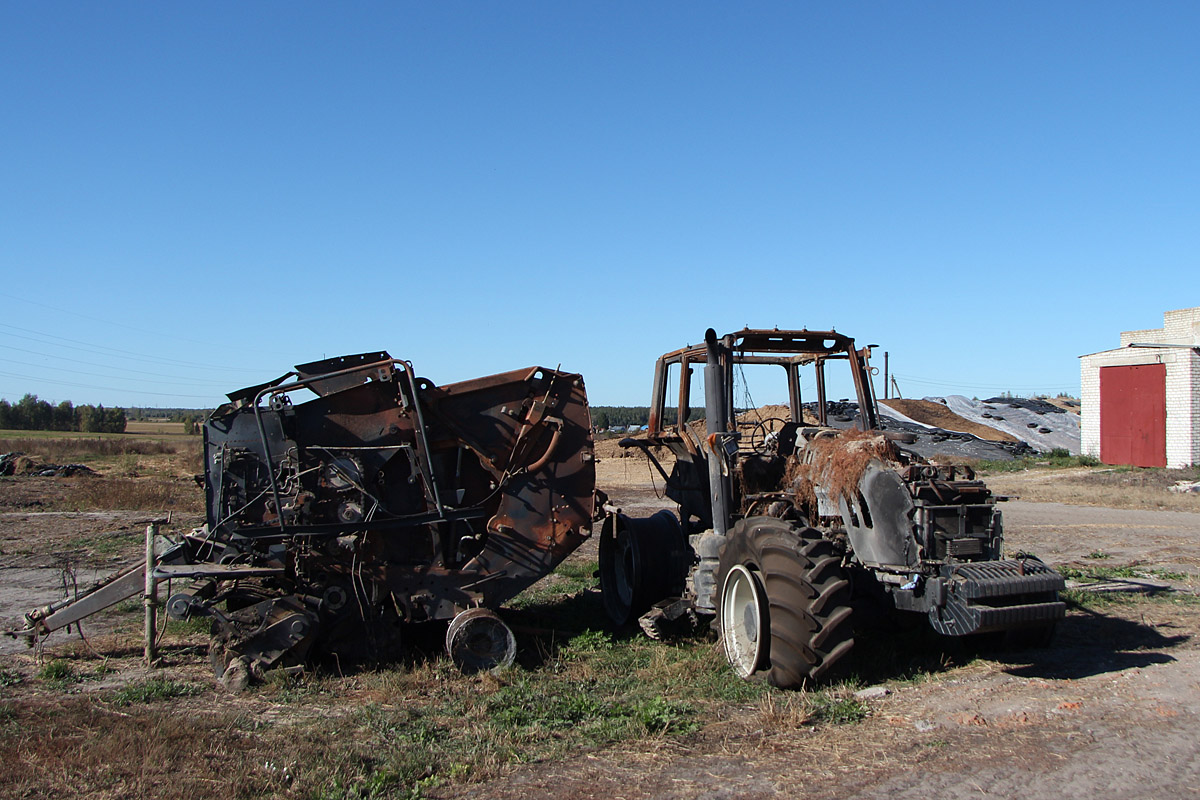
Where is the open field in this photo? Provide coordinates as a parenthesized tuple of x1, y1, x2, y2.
(125, 421, 189, 435)
(0, 428, 191, 442)
(984, 464, 1200, 513)
(1, 436, 1199, 799)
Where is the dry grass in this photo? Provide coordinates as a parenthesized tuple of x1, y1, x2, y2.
(0, 430, 204, 486)
(53, 476, 204, 513)
(0, 697, 274, 800)
(791, 429, 901, 506)
(0, 612, 777, 800)
(985, 466, 1200, 512)
(0, 435, 184, 459)
(125, 421, 188, 435)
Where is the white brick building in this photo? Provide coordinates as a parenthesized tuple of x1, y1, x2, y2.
(1080, 307, 1200, 468)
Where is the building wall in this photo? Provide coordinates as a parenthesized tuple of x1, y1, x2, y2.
(1080, 354, 1101, 459)
(1081, 307, 1200, 468)
(1174, 349, 1200, 467)
(1120, 307, 1200, 347)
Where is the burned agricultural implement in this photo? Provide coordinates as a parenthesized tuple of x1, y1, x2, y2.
(600, 328, 1065, 687)
(15, 353, 597, 683)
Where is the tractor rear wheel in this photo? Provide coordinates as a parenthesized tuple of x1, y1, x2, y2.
(599, 510, 684, 627)
(716, 517, 854, 687)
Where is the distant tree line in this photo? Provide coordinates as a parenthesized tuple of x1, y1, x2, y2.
(0, 394, 127, 433)
(591, 406, 706, 429)
(125, 407, 211, 423)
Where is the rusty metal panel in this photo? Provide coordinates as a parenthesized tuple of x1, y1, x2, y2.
(1100, 363, 1166, 468)
(2, 353, 601, 682)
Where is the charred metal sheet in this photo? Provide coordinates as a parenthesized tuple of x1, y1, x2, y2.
(192, 356, 597, 676)
(18, 353, 598, 683)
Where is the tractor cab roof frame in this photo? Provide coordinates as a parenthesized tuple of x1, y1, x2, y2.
(646, 327, 880, 443)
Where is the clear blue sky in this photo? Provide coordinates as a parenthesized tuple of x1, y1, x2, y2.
(2, 2, 1196, 409)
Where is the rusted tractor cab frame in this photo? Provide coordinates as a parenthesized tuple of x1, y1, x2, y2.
(639, 328, 880, 533)
(600, 328, 1064, 687)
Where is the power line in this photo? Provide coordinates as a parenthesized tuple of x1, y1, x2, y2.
(894, 374, 1077, 392)
(0, 291, 294, 355)
(0, 351, 225, 387)
(0, 323, 269, 373)
(0, 369, 219, 400)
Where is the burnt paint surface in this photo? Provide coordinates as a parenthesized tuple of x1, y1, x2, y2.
(197, 354, 595, 668)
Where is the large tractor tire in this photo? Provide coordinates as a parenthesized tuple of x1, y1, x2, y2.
(599, 510, 686, 627)
(716, 517, 854, 687)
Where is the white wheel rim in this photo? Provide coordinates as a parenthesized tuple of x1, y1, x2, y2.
(721, 564, 766, 678)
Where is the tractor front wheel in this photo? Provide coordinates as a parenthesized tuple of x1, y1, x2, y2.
(716, 517, 854, 687)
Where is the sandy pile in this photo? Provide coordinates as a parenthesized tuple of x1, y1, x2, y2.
(879, 399, 1019, 443)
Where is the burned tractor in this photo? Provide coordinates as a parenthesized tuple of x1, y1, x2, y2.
(16, 353, 598, 683)
(600, 329, 1064, 687)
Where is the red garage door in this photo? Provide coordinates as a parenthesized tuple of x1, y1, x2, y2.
(1100, 364, 1166, 467)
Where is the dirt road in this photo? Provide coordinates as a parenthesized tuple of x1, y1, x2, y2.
(1003, 501, 1200, 573)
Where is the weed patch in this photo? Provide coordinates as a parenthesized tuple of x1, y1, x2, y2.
(806, 692, 870, 724)
(1062, 588, 1137, 609)
(508, 559, 597, 610)
(109, 678, 202, 706)
(37, 659, 78, 686)
(1060, 564, 1192, 583)
(1060, 565, 1144, 581)
(978, 452, 1103, 473)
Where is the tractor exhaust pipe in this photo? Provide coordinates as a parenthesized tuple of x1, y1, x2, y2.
(704, 328, 732, 536)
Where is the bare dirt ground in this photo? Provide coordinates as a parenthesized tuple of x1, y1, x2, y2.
(3, 449, 1200, 799)
(0, 475, 205, 656)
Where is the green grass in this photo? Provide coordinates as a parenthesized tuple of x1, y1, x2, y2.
(272, 631, 750, 798)
(1153, 569, 1191, 582)
(114, 598, 142, 615)
(256, 599, 880, 800)
(0, 668, 21, 688)
(1059, 565, 1143, 581)
(806, 693, 870, 725)
(507, 559, 597, 610)
(977, 450, 1103, 473)
(37, 659, 78, 687)
(109, 677, 202, 706)
(1060, 564, 1192, 583)
(1061, 588, 1135, 609)
(1062, 587, 1200, 609)
(65, 532, 132, 557)
(0, 557, 876, 800)
(229, 562, 808, 800)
